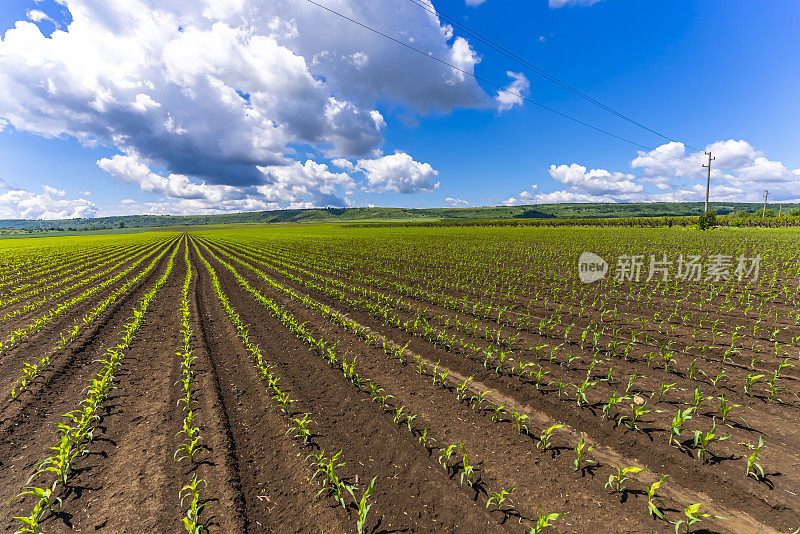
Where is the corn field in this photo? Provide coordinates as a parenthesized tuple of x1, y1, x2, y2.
(1, 226, 799, 533)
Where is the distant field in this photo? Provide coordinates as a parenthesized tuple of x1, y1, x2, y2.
(3, 201, 799, 235)
(2, 226, 799, 533)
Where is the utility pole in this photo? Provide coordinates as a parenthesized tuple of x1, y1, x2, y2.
(779, 204, 782, 217)
(702, 151, 714, 214)
(762, 190, 769, 217)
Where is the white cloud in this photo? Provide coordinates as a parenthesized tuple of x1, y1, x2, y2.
(549, 0, 605, 8)
(465, 0, 487, 5)
(502, 185, 538, 206)
(331, 158, 356, 172)
(446, 197, 470, 207)
(258, 160, 354, 206)
(356, 152, 439, 194)
(0, 0, 485, 195)
(98, 154, 243, 202)
(97, 152, 354, 212)
(632, 140, 800, 202)
(503, 139, 800, 205)
(0, 184, 97, 219)
(496, 71, 530, 112)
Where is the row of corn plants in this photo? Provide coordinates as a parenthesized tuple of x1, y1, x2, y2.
(192, 240, 379, 534)
(204, 238, 754, 530)
(197, 239, 568, 533)
(0, 240, 161, 325)
(11, 240, 179, 534)
(10, 238, 177, 398)
(0, 241, 139, 307)
(0, 238, 175, 357)
(174, 241, 208, 534)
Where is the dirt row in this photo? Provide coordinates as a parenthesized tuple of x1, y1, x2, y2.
(198, 237, 799, 533)
(2, 232, 796, 533)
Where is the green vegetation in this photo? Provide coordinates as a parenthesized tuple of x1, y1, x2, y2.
(3, 201, 800, 236)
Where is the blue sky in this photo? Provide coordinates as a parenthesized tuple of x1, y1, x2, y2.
(0, 0, 798, 218)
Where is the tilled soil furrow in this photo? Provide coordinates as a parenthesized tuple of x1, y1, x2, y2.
(200, 240, 516, 534)
(191, 241, 347, 534)
(207, 239, 797, 533)
(0, 240, 179, 533)
(38, 239, 188, 533)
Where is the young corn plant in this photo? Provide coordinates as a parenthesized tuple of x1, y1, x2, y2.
(658, 382, 677, 402)
(486, 487, 515, 511)
(438, 442, 462, 472)
(418, 427, 436, 449)
(744, 435, 765, 481)
(179, 475, 207, 534)
(669, 407, 694, 446)
(744, 374, 766, 396)
(606, 464, 644, 493)
(573, 435, 596, 472)
(624, 398, 657, 431)
(717, 395, 741, 425)
(460, 452, 476, 487)
(470, 390, 492, 412)
(692, 418, 730, 463)
(311, 449, 348, 509)
(345, 477, 376, 534)
(12, 484, 61, 534)
(538, 423, 564, 452)
(673, 503, 723, 534)
(645, 475, 669, 521)
(286, 413, 314, 445)
(456, 376, 473, 402)
(512, 410, 529, 435)
(527, 510, 565, 534)
(490, 402, 507, 423)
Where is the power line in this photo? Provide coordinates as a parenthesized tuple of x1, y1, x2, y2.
(303, 0, 698, 165)
(303, 0, 749, 195)
(403, 0, 705, 152)
(404, 0, 750, 190)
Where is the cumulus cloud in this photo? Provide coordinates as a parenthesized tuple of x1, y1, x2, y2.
(357, 152, 440, 194)
(0, 0, 486, 209)
(632, 140, 800, 202)
(97, 153, 354, 212)
(496, 71, 530, 112)
(549, 0, 605, 8)
(259, 160, 354, 207)
(502, 185, 538, 206)
(446, 197, 470, 207)
(503, 139, 800, 205)
(98, 154, 244, 202)
(0, 182, 97, 219)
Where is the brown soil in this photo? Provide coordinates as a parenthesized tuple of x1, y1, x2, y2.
(2, 234, 798, 534)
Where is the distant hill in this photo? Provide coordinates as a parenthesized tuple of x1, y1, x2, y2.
(2, 202, 798, 233)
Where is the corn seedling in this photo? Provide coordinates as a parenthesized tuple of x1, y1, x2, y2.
(528, 510, 565, 534)
(606, 464, 644, 493)
(645, 475, 669, 521)
(539, 423, 564, 451)
(693, 418, 730, 463)
(345, 476, 376, 534)
(287, 413, 314, 445)
(486, 487, 515, 510)
(670, 407, 694, 446)
(717, 395, 741, 425)
(179, 475, 207, 534)
(573, 435, 596, 471)
(512, 409, 529, 435)
(673, 503, 723, 534)
(745, 435, 765, 480)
